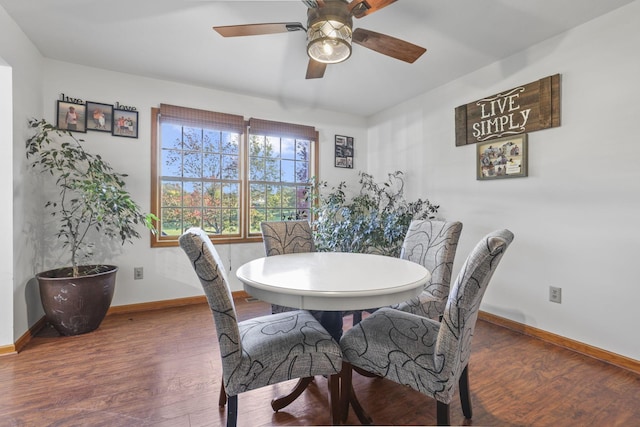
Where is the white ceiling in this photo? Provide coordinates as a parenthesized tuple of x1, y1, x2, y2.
(1, 0, 634, 117)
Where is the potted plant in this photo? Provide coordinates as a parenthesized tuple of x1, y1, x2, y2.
(311, 171, 439, 257)
(26, 118, 156, 336)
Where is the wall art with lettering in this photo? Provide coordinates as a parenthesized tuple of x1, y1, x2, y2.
(455, 74, 560, 146)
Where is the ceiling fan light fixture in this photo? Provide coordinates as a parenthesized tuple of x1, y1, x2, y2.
(307, 19, 352, 64)
(306, 2, 353, 64)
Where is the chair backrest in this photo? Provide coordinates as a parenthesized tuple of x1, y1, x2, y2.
(400, 220, 463, 311)
(261, 220, 315, 256)
(179, 228, 242, 373)
(436, 229, 514, 395)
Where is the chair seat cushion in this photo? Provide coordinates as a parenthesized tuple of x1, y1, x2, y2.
(224, 310, 342, 396)
(340, 307, 459, 403)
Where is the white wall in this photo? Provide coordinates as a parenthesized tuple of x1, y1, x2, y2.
(0, 60, 13, 347)
(366, 2, 640, 360)
(0, 5, 44, 347)
(39, 60, 367, 308)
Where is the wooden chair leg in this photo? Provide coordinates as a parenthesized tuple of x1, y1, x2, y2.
(226, 394, 238, 427)
(341, 362, 373, 425)
(350, 384, 373, 425)
(353, 365, 379, 378)
(271, 377, 314, 412)
(328, 373, 340, 425)
(458, 364, 472, 419)
(219, 382, 227, 407)
(436, 400, 450, 426)
(339, 362, 352, 423)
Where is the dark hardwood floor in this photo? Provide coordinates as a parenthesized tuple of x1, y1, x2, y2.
(1, 296, 638, 426)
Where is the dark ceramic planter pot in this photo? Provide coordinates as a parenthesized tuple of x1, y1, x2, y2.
(36, 265, 118, 336)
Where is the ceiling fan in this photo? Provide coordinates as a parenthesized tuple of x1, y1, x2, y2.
(213, 0, 426, 79)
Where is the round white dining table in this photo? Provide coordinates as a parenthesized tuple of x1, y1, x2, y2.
(236, 251, 430, 417)
(236, 251, 430, 312)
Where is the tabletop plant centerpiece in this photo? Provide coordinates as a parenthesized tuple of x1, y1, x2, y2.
(26, 118, 156, 336)
(311, 171, 439, 257)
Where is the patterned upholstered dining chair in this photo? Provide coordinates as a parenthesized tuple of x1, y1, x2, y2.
(352, 219, 462, 324)
(179, 227, 342, 427)
(260, 220, 315, 315)
(260, 220, 344, 343)
(340, 229, 514, 425)
(261, 220, 316, 256)
(391, 219, 463, 320)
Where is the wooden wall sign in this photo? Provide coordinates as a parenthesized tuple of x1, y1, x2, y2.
(455, 74, 560, 146)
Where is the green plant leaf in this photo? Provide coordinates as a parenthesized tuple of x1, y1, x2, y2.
(311, 171, 438, 257)
(26, 118, 157, 276)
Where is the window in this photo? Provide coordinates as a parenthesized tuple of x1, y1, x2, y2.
(247, 118, 315, 235)
(151, 105, 318, 246)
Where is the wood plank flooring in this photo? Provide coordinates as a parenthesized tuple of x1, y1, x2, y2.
(1, 296, 638, 426)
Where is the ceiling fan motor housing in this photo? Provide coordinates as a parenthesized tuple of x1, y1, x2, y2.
(307, 0, 354, 64)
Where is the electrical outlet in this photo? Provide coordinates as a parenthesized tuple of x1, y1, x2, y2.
(549, 286, 562, 304)
(134, 267, 144, 280)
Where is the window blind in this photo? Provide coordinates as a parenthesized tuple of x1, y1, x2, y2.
(248, 118, 317, 140)
(160, 103, 245, 134)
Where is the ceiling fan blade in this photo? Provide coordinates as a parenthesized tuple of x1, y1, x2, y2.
(352, 28, 426, 63)
(213, 22, 304, 37)
(350, 0, 397, 18)
(306, 59, 327, 79)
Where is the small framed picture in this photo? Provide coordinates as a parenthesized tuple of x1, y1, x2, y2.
(477, 134, 528, 180)
(335, 135, 354, 169)
(56, 101, 87, 133)
(112, 109, 138, 138)
(86, 102, 113, 132)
